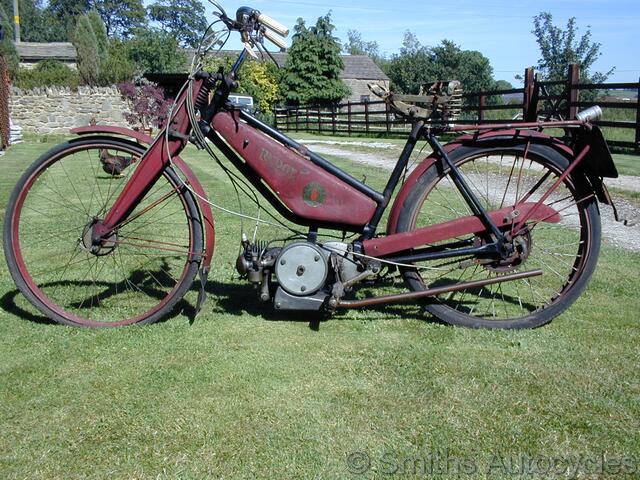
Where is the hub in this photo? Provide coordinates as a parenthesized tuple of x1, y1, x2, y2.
(81, 221, 118, 256)
(475, 230, 532, 273)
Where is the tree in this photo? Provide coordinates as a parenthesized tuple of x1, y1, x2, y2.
(45, 0, 91, 40)
(148, 0, 208, 48)
(92, 0, 147, 38)
(98, 39, 137, 85)
(0, 4, 19, 77)
(71, 13, 100, 85)
(343, 29, 380, 61)
(532, 12, 614, 84)
(0, 0, 68, 42)
(126, 29, 187, 73)
(384, 35, 495, 95)
(428, 40, 495, 94)
(87, 10, 108, 67)
(281, 13, 350, 106)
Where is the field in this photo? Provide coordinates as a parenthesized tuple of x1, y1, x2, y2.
(0, 135, 639, 478)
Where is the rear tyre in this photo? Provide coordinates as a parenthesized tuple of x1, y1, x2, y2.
(3, 137, 204, 327)
(395, 143, 601, 329)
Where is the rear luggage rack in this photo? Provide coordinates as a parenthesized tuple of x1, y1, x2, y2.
(369, 80, 463, 124)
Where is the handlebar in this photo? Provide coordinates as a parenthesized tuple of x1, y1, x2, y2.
(262, 29, 288, 52)
(234, 6, 289, 50)
(257, 13, 289, 37)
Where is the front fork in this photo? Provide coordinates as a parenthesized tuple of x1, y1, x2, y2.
(90, 78, 206, 242)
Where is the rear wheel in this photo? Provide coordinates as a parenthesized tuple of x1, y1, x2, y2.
(395, 143, 601, 329)
(3, 137, 204, 327)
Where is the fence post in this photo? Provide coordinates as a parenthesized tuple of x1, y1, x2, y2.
(523, 67, 536, 121)
(347, 102, 352, 136)
(385, 101, 391, 134)
(567, 64, 580, 120)
(636, 77, 640, 152)
(365, 101, 370, 134)
(317, 107, 321, 133)
(331, 105, 337, 135)
(478, 95, 485, 122)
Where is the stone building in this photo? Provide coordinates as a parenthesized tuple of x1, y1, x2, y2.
(260, 52, 390, 104)
(15, 42, 77, 69)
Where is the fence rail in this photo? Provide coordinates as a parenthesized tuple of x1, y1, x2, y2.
(274, 65, 640, 152)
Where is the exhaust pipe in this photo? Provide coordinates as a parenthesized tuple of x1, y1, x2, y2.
(576, 105, 602, 123)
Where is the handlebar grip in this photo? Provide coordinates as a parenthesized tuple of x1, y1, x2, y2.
(263, 29, 288, 51)
(257, 13, 289, 37)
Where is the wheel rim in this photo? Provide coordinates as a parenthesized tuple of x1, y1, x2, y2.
(404, 149, 595, 322)
(9, 141, 199, 326)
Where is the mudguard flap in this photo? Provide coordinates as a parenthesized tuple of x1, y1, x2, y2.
(70, 125, 215, 269)
(574, 125, 618, 178)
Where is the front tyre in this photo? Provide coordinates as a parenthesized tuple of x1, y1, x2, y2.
(3, 138, 204, 327)
(395, 143, 601, 329)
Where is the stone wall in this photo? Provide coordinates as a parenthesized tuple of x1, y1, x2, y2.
(9, 86, 130, 134)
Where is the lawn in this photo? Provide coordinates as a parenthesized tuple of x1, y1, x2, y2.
(0, 136, 639, 479)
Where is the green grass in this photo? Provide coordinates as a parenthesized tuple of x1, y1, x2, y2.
(612, 153, 640, 177)
(1, 137, 639, 479)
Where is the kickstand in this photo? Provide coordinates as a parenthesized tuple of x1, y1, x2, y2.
(192, 266, 210, 324)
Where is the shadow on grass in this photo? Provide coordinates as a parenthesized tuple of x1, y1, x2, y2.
(1, 275, 435, 330)
(200, 279, 432, 330)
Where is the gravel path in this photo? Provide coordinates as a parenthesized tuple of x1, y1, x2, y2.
(301, 141, 640, 252)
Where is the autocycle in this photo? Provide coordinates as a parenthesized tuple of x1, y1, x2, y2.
(3, 2, 622, 328)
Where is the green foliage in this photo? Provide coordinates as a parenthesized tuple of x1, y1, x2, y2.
(0, 5, 19, 77)
(125, 28, 186, 73)
(384, 35, 496, 95)
(281, 13, 350, 106)
(148, 0, 207, 48)
(71, 13, 100, 85)
(93, 0, 147, 38)
(532, 12, 614, 84)
(14, 60, 80, 89)
(202, 55, 279, 114)
(98, 38, 136, 84)
(44, 0, 90, 41)
(0, 0, 63, 42)
(87, 10, 108, 66)
(343, 29, 380, 61)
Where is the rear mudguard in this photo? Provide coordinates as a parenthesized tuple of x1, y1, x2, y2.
(70, 126, 215, 270)
(386, 128, 615, 235)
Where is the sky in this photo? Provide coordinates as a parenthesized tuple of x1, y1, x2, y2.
(205, 0, 640, 84)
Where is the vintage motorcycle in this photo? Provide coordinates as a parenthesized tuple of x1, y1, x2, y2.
(2, 2, 620, 328)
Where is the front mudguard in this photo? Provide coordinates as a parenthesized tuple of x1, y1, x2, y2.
(70, 125, 215, 270)
(386, 128, 616, 235)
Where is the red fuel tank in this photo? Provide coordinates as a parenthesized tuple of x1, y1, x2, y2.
(212, 111, 377, 226)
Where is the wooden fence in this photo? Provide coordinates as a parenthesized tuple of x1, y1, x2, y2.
(274, 65, 640, 151)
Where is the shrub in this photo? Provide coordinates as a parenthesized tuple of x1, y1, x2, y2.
(118, 79, 172, 130)
(14, 60, 80, 89)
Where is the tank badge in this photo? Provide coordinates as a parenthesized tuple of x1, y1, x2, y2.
(303, 182, 326, 207)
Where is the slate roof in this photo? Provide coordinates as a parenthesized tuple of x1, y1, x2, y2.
(15, 42, 77, 61)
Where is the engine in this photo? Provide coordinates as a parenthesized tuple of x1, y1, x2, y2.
(235, 238, 364, 311)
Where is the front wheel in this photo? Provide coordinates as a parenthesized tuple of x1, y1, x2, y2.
(395, 143, 601, 329)
(3, 137, 204, 327)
